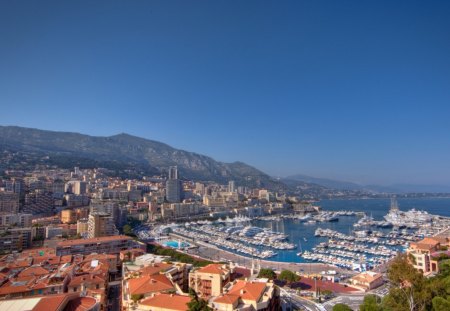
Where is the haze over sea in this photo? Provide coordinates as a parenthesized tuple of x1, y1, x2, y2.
(251, 198, 450, 263)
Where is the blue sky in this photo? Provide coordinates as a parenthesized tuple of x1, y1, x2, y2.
(1, 1, 450, 186)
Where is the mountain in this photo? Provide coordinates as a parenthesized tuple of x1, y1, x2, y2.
(284, 174, 365, 191)
(0, 126, 284, 189)
(375, 184, 450, 194)
(285, 174, 450, 194)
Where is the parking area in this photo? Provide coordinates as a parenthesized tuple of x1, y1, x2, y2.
(291, 277, 361, 294)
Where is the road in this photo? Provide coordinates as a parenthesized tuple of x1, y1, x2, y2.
(107, 282, 121, 311)
(321, 294, 366, 311)
(280, 287, 326, 311)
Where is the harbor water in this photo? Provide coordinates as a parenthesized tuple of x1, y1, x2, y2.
(252, 197, 450, 263)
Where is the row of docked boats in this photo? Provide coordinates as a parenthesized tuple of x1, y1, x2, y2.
(172, 225, 278, 259)
(256, 210, 358, 223)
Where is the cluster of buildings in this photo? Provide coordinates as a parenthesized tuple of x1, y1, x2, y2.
(0, 235, 144, 311)
(122, 254, 279, 311)
(0, 165, 300, 254)
(0, 232, 279, 311)
(0, 165, 293, 310)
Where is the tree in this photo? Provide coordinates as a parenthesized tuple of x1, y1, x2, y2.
(383, 254, 430, 311)
(333, 303, 353, 311)
(187, 288, 212, 311)
(130, 293, 143, 303)
(123, 224, 134, 236)
(278, 270, 300, 284)
(432, 297, 450, 311)
(258, 268, 276, 280)
(359, 294, 383, 311)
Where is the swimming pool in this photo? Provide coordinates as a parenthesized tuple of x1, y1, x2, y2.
(164, 240, 190, 248)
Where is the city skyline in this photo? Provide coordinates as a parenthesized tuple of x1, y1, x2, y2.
(1, 1, 450, 186)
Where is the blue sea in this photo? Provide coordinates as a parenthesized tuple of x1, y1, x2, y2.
(251, 197, 450, 263)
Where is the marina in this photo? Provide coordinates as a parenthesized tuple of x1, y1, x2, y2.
(150, 198, 450, 270)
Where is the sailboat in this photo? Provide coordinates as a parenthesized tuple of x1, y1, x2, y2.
(297, 240, 303, 256)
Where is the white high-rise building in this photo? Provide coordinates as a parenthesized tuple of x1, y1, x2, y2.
(228, 180, 235, 193)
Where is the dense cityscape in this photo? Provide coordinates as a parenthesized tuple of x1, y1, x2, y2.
(0, 159, 449, 311)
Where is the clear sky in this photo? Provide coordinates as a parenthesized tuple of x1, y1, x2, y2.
(1, 1, 450, 186)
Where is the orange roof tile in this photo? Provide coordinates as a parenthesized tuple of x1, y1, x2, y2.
(196, 264, 229, 275)
(57, 235, 131, 247)
(7, 258, 33, 269)
(228, 280, 266, 301)
(69, 274, 106, 287)
(18, 266, 50, 277)
(21, 247, 56, 258)
(120, 248, 145, 255)
(214, 294, 240, 305)
(140, 263, 172, 276)
(32, 294, 70, 311)
(61, 255, 73, 263)
(139, 293, 190, 311)
(0, 277, 34, 295)
(421, 237, 441, 244)
(128, 274, 174, 295)
(351, 272, 382, 283)
(64, 296, 98, 311)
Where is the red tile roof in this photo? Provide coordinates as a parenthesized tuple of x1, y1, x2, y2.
(64, 296, 98, 311)
(57, 235, 132, 247)
(214, 294, 240, 305)
(228, 280, 266, 301)
(32, 294, 70, 311)
(196, 264, 229, 275)
(128, 274, 174, 295)
(69, 274, 106, 287)
(140, 263, 172, 276)
(139, 293, 190, 311)
(18, 266, 50, 277)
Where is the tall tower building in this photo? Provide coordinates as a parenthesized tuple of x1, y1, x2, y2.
(169, 166, 178, 180)
(166, 166, 182, 203)
(228, 180, 235, 193)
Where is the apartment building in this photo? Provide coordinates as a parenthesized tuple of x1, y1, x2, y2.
(213, 280, 280, 311)
(407, 236, 450, 274)
(0, 191, 19, 213)
(55, 235, 136, 256)
(189, 264, 234, 299)
(349, 271, 384, 291)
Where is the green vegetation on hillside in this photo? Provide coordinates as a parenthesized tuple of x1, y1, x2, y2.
(258, 268, 276, 280)
(278, 269, 300, 284)
(360, 254, 450, 311)
(333, 303, 353, 311)
(147, 244, 213, 267)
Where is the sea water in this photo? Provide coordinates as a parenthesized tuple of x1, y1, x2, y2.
(250, 197, 450, 263)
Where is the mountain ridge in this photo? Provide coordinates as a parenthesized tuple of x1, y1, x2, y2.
(0, 125, 286, 190)
(285, 174, 450, 194)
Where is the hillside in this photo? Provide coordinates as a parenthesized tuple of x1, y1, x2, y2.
(0, 126, 284, 189)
